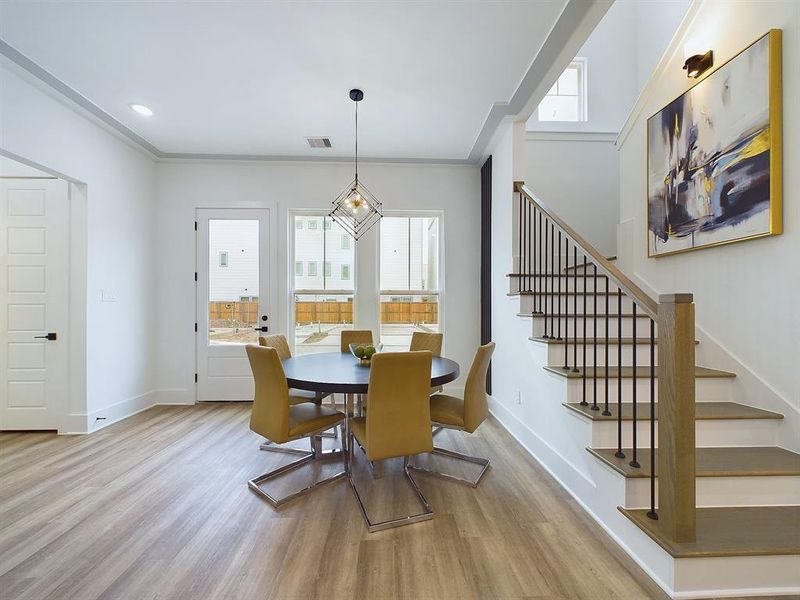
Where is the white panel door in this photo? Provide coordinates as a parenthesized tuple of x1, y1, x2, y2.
(196, 209, 271, 401)
(0, 179, 69, 430)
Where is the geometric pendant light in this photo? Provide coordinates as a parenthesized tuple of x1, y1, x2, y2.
(329, 89, 383, 241)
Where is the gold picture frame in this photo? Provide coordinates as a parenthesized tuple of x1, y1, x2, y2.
(646, 29, 782, 258)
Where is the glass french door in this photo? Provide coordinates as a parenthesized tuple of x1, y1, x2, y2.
(196, 208, 271, 401)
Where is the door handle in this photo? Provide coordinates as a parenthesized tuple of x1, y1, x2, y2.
(254, 326, 269, 332)
(34, 333, 57, 341)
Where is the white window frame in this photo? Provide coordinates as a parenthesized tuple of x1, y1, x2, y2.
(289, 209, 357, 353)
(378, 210, 445, 352)
(537, 58, 588, 123)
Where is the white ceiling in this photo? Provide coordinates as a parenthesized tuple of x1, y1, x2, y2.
(0, 0, 570, 161)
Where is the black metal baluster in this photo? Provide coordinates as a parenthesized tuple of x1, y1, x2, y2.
(591, 264, 599, 411)
(518, 193, 522, 295)
(558, 231, 563, 341)
(581, 256, 588, 406)
(543, 220, 550, 339)
(550, 223, 556, 340)
(525, 200, 531, 293)
(528, 205, 538, 302)
(603, 275, 611, 416)
(538, 210, 543, 314)
(615, 289, 625, 459)
(630, 303, 640, 469)
(572, 246, 579, 373)
(647, 318, 658, 520)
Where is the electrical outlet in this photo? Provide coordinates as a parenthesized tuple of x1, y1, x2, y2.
(515, 390, 521, 405)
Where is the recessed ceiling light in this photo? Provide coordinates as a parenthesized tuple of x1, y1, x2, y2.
(129, 103, 153, 117)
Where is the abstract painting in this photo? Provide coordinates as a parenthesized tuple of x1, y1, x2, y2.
(647, 30, 782, 257)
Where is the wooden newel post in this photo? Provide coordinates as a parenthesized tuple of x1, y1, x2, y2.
(657, 293, 696, 543)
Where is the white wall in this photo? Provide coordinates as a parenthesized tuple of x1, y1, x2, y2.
(0, 61, 158, 432)
(523, 135, 619, 256)
(617, 0, 800, 419)
(155, 160, 480, 401)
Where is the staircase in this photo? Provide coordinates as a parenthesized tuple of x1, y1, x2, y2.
(500, 182, 800, 597)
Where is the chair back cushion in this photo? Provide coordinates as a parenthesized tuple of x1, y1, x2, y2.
(463, 342, 496, 433)
(340, 329, 373, 353)
(246, 345, 290, 443)
(258, 333, 292, 360)
(409, 331, 443, 356)
(365, 351, 433, 461)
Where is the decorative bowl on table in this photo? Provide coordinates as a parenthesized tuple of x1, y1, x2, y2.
(348, 343, 383, 366)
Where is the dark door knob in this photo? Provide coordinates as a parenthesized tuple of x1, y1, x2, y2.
(254, 326, 269, 332)
(34, 333, 57, 341)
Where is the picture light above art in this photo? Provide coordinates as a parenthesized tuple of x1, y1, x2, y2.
(647, 30, 782, 258)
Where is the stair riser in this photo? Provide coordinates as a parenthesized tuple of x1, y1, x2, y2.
(510, 278, 624, 295)
(518, 293, 636, 314)
(562, 377, 733, 403)
(530, 316, 655, 338)
(546, 344, 657, 367)
(589, 419, 779, 448)
(624, 476, 800, 508)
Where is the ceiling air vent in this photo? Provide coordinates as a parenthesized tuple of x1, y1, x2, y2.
(306, 137, 332, 149)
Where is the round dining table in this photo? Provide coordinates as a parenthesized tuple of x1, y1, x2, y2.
(283, 351, 460, 395)
(281, 351, 460, 455)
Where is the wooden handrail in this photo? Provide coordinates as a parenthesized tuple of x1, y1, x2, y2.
(514, 181, 659, 319)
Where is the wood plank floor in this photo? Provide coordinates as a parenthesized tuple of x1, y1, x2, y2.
(0, 404, 791, 600)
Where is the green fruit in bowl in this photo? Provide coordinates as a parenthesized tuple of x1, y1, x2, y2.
(364, 346, 376, 359)
(354, 345, 366, 358)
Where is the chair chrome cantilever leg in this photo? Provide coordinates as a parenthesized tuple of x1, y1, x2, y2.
(348, 449, 433, 533)
(408, 425, 490, 488)
(248, 427, 346, 508)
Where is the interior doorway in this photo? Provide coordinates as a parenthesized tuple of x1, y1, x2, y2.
(0, 175, 70, 430)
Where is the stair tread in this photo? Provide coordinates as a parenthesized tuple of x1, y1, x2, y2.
(588, 446, 800, 478)
(544, 365, 736, 379)
(565, 401, 783, 422)
(620, 505, 800, 558)
(518, 312, 645, 318)
(509, 291, 622, 297)
(530, 336, 699, 345)
(507, 272, 607, 278)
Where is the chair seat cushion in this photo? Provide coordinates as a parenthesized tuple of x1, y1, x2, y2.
(288, 404, 344, 438)
(289, 388, 331, 405)
(429, 394, 465, 428)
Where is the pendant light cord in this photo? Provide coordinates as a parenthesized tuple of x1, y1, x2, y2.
(354, 99, 359, 182)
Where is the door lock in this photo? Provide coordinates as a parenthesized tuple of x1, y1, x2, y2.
(254, 326, 269, 332)
(34, 333, 57, 341)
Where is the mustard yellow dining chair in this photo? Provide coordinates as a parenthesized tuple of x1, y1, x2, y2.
(246, 345, 346, 507)
(410, 342, 495, 487)
(339, 329, 373, 415)
(259, 334, 332, 404)
(410, 331, 444, 394)
(348, 351, 434, 532)
(258, 334, 336, 449)
(340, 329, 373, 352)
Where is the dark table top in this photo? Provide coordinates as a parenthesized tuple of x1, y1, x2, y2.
(282, 351, 460, 394)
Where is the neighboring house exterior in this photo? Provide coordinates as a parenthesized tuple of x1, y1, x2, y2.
(209, 219, 260, 302)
